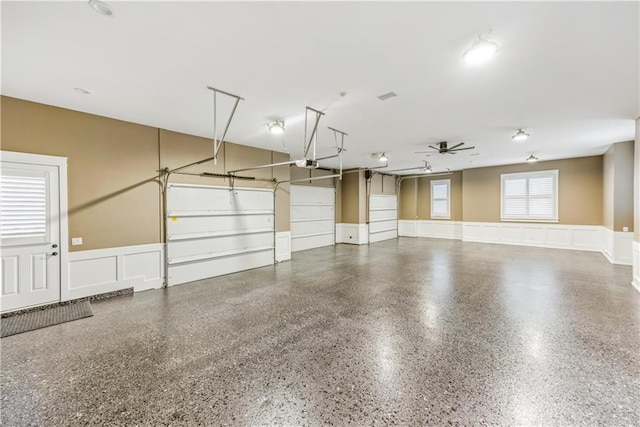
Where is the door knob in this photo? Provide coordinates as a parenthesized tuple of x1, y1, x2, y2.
(50, 252, 58, 256)
(52, 244, 58, 248)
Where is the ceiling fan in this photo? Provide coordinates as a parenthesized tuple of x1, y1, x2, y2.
(416, 141, 475, 155)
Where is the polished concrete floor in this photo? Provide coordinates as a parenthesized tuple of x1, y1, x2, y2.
(1, 238, 639, 425)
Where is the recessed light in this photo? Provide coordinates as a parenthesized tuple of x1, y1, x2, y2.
(268, 120, 285, 134)
(463, 35, 499, 65)
(526, 154, 538, 162)
(88, 0, 114, 17)
(512, 129, 530, 142)
(74, 87, 90, 95)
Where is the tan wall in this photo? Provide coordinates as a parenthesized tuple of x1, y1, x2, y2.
(462, 156, 603, 225)
(613, 141, 634, 232)
(1, 96, 161, 251)
(1, 96, 291, 250)
(370, 173, 396, 195)
(341, 169, 364, 223)
(399, 178, 417, 220)
(603, 146, 615, 229)
(415, 171, 463, 221)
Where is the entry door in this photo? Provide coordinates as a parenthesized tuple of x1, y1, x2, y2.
(1, 161, 61, 312)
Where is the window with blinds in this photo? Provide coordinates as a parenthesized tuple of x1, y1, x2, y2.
(501, 170, 558, 221)
(431, 179, 450, 219)
(0, 173, 48, 240)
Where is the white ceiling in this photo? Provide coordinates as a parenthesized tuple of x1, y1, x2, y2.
(2, 1, 638, 173)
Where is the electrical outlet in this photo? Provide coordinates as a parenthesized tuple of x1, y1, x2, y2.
(71, 237, 83, 246)
(623, 226, 629, 232)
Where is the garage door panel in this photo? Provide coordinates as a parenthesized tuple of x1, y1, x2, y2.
(291, 219, 334, 236)
(291, 205, 334, 221)
(167, 215, 273, 239)
(291, 185, 335, 252)
(292, 234, 334, 252)
(369, 195, 397, 243)
(167, 184, 274, 286)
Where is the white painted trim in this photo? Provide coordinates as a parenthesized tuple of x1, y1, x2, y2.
(419, 220, 463, 240)
(0, 151, 70, 303)
(398, 220, 418, 237)
(338, 223, 368, 245)
(601, 228, 634, 266)
(275, 231, 291, 262)
(632, 241, 640, 293)
(68, 243, 164, 299)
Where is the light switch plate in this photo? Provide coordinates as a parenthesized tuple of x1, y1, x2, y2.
(623, 227, 629, 232)
(71, 237, 83, 246)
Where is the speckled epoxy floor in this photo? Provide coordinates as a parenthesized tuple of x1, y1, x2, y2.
(1, 238, 639, 425)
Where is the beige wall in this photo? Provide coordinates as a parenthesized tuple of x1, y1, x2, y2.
(1, 96, 161, 251)
(415, 172, 463, 221)
(341, 169, 365, 223)
(606, 141, 635, 232)
(399, 177, 417, 220)
(462, 156, 603, 225)
(1, 96, 291, 250)
(370, 173, 396, 195)
(603, 146, 615, 229)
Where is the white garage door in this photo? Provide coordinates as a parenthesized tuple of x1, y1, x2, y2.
(369, 195, 398, 243)
(291, 185, 335, 252)
(166, 184, 274, 286)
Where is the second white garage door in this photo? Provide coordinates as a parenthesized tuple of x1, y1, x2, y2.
(291, 185, 335, 252)
(369, 195, 398, 243)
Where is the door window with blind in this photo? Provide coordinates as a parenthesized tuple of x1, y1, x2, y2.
(0, 169, 50, 246)
(430, 179, 450, 219)
(501, 170, 558, 221)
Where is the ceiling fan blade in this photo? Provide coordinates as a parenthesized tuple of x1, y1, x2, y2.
(414, 151, 436, 154)
(448, 142, 464, 150)
(428, 145, 440, 151)
(451, 146, 475, 151)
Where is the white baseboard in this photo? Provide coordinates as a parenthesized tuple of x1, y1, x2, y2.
(632, 241, 640, 293)
(67, 243, 164, 300)
(338, 223, 369, 245)
(276, 231, 291, 262)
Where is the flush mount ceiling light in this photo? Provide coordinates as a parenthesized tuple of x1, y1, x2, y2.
(267, 120, 285, 134)
(88, 0, 114, 16)
(463, 34, 499, 65)
(526, 154, 539, 162)
(422, 161, 432, 173)
(512, 129, 530, 142)
(74, 87, 90, 95)
(371, 153, 388, 162)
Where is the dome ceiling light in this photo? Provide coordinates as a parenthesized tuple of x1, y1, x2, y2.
(463, 33, 499, 65)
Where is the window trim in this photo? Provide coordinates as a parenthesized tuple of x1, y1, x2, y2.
(500, 169, 559, 222)
(430, 179, 451, 220)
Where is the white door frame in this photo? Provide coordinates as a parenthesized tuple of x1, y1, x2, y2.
(0, 150, 70, 303)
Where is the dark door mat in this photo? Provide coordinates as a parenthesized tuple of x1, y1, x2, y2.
(1, 300, 93, 338)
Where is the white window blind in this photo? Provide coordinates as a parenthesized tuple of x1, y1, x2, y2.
(501, 170, 558, 221)
(0, 174, 47, 239)
(431, 179, 450, 219)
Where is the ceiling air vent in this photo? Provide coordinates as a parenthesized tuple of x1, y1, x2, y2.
(377, 91, 397, 101)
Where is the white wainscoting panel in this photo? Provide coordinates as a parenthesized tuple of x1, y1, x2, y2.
(418, 220, 463, 240)
(67, 243, 164, 299)
(276, 231, 291, 262)
(632, 241, 640, 293)
(340, 223, 369, 245)
(462, 222, 603, 252)
(398, 220, 418, 237)
(602, 228, 634, 266)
